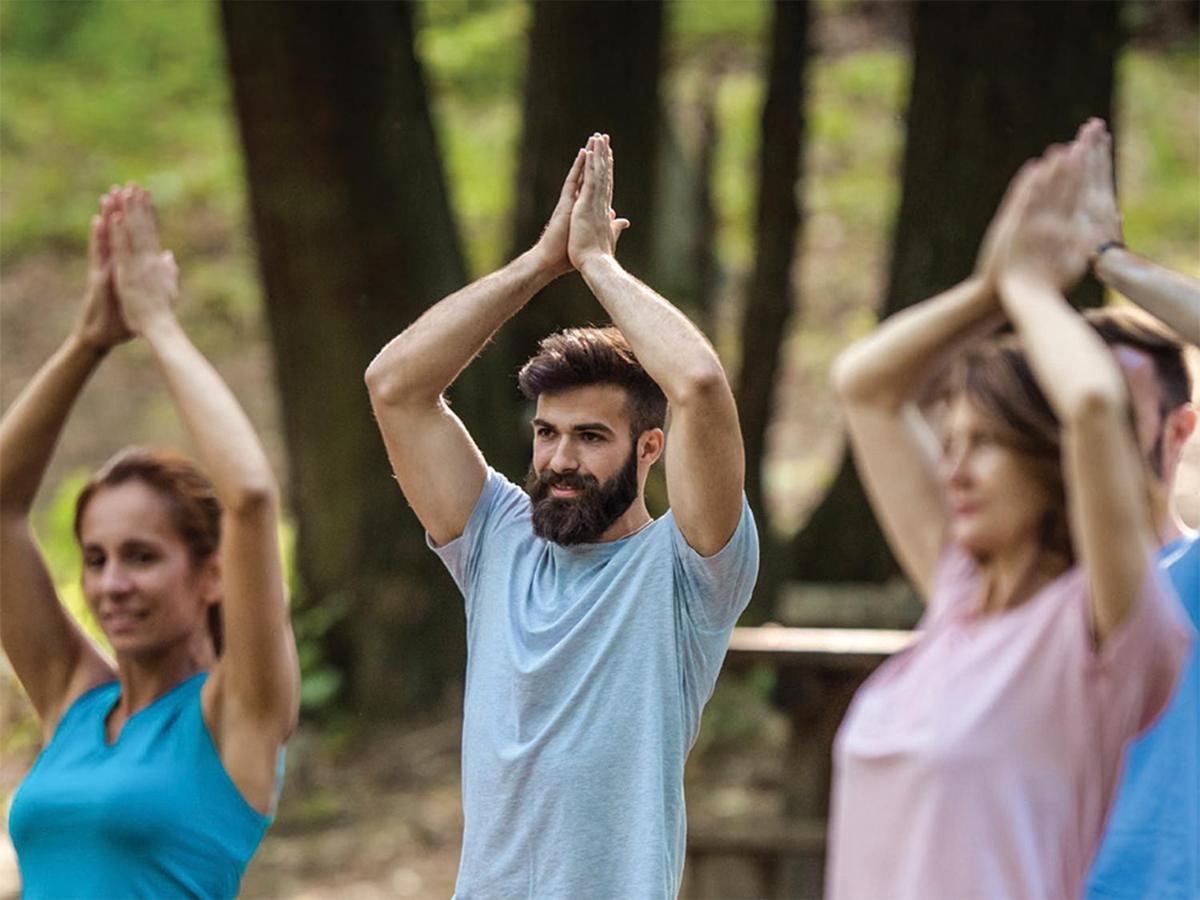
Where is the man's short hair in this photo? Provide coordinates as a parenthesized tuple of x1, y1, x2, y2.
(518, 326, 668, 437)
(1086, 306, 1193, 411)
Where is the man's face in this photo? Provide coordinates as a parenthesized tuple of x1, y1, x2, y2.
(525, 384, 642, 545)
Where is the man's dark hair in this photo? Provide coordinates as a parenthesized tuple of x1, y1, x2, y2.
(1086, 306, 1193, 412)
(518, 326, 667, 437)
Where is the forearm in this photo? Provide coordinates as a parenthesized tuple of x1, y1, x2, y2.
(832, 276, 1001, 409)
(577, 255, 727, 403)
(366, 250, 557, 406)
(140, 315, 276, 511)
(0, 334, 105, 513)
(1095, 247, 1200, 345)
(998, 276, 1127, 420)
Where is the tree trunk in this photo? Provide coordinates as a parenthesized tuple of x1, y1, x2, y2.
(736, 0, 811, 622)
(790, 0, 1121, 584)
(221, 0, 469, 718)
(490, 0, 665, 477)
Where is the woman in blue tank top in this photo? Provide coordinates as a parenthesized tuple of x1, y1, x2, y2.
(1, 185, 300, 898)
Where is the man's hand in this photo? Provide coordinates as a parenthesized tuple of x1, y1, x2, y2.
(74, 187, 134, 353)
(531, 149, 587, 279)
(1075, 117, 1124, 263)
(110, 185, 180, 335)
(568, 133, 630, 272)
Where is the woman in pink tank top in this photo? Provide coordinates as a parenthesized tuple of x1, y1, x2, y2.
(826, 120, 1192, 899)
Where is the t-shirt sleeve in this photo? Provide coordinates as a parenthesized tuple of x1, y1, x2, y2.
(1092, 558, 1195, 735)
(427, 467, 528, 606)
(671, 496, 760, 633)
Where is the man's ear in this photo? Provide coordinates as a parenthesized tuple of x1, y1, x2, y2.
(638, 428, 665, 467)
(1174, 403, 1198, 443)
(1159, 403, 1197, 484)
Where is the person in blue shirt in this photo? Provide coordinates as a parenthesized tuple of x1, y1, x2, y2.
(1070, 121, 1200, 900)
(2, 185, 300, 899)
(366, 133, 758, 898)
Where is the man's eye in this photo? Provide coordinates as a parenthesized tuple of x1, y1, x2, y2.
(83, 554, 105, 569)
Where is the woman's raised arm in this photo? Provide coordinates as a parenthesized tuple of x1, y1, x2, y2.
(827, 165, 1042, 597)
(109, 187, 299, 809)
(0, 193, 128, 736)
(992, 128, 1159, 644)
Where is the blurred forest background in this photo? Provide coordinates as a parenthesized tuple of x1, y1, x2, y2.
(1, 0, 1197, 896)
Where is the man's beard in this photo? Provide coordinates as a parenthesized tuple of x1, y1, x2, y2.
(525, 445, 640, 545)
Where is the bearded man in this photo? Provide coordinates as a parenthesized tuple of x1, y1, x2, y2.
(365, 134, 758, 899)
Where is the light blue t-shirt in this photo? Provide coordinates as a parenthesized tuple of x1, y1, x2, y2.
(1087, 534, 1200, 900)
(9, 672, 276, 899)
(432, 468, 758, 899)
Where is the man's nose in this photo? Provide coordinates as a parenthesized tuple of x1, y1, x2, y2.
(549, 437, 579, 472)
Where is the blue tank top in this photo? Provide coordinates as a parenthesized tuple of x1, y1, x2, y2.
(9, 672, 277, 899)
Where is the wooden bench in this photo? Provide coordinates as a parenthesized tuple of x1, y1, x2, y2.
(686, 625, 917, 898)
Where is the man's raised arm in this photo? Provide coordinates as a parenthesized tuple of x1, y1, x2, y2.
(366, 150, 585, 546)
(1072, 117, 1199, 345)
(569, 134, 745, 557)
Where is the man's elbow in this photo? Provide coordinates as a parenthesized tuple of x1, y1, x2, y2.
(673, 360, 729, 409)
(364, 351, 420, 408)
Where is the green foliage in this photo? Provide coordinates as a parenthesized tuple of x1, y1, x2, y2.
(691, 666, 779, 758)
(1117, 48, 1200, 273)
(417, 0, 528, 275)
(670, 0, 768, 51)
(0, 0, 241, 263)
(293, 592, 348, 713)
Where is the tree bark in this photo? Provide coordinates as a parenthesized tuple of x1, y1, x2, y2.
(221, 0, 469, 718)
(790, 0, 1121, 583)
(736, 0, 811, 621)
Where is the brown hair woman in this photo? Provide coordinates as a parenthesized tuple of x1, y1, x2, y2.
(1, 185, 299, 898)
(824, 122, 1192, 898)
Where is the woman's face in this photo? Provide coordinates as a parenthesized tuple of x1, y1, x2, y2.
(940, 395, 1055, 559)
(79, 480, 217, 659)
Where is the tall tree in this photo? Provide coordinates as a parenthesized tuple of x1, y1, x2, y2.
(736, 0, 811, 621)
(491, 0, 665, 477)
(221, 0, 469, 718)
(789, 0, 1121, 584)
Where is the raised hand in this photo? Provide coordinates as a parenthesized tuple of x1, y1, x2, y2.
(109, 185, 180, 335)
(992, 142, 1092, 298)
(567, 133, 630, 271)
(1074, 117, 1124, 261)
(974, 158, 1040, 288)
(532, 148, 586, 278)
(73, 188, 134, 352)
